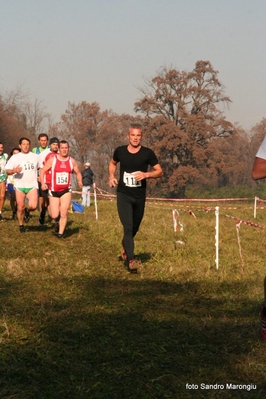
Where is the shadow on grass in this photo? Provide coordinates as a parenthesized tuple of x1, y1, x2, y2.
(118, 252, 152, 263)
(1, 277, 265, 399)
(65, 226, 80, 237)
(20, 220, 79, 237)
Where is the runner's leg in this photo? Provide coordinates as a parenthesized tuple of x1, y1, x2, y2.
(10, 191, 17, 218)
(117, 192, 134, 260)
(15, 189, 26, 226)
(0, 181, 6, 213)
(133, 198, 145, 237)
(39, 189, 49, 223)
(58, 192, 72, 234)
(26, 188, 38, 212)
(49, 196, 60, 219)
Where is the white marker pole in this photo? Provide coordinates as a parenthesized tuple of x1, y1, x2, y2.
(215, 206, 219, 270)
(254, 196, 257, 219)
(172, 209, 177, 232)
(93, 183, 98, 220)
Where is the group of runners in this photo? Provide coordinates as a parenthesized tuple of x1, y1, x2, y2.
(0, 134, 82, 237)
(4, 123, 266, 335)
(1, 123, 163, 274)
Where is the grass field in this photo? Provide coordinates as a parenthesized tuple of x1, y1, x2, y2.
(1, 196, 266, 398)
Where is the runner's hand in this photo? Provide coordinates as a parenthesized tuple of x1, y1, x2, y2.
(109, 177, 118, 187)
(134, 171, 147, 181)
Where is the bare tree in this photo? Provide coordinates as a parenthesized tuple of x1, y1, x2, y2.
(1, 85, 51, 147)
(135, 61, 235, 197)
(22, 98, 51, 144)
(50, 102, 143, 190)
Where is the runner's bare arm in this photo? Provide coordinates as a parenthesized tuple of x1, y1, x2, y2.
(39, 158, 53, 189)
(252, 157, 266, 180)
(134, 164, 163, 181)
(72, 159, 83, 188)
(108, 159, 118, 187)
(6, 165, 22, 175)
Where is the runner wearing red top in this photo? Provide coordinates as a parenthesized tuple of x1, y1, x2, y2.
(50, 155, 73, 192)
(39, 140, 82, 238)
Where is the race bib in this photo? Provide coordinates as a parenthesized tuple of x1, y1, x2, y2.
(23, 161, 35, 171)
(56, 172, 69, 185)
(123, 171, 141, 187)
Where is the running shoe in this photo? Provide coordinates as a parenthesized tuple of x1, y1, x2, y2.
(261, 304, 266, 340)
(121, 240, 127, 260)
(12, 212, 17, 220)
(39, 214, 45, 225)
(58, 233, 64, 239)
(19, 225, 26, 233)
(128, 259, 141, 274)
(0, 214, 3, 222)
(24, 208, 30, 223)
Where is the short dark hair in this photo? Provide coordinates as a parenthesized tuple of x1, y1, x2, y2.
(10, 147, 21, 156)
(19, 137, 31, 145)
(129, 122, 142, 131)
(38, 133, 48, 140)
(59, 140, 69, 148)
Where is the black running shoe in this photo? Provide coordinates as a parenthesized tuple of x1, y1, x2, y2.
(58, 233, 64, 239)
(24, 208, 30, 223)
(0, 214, 3, 221)
(39, 215, 45, 225)
(19, 225, 26, 233)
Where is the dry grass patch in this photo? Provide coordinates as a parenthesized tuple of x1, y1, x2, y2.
(1, 199, 266, 398)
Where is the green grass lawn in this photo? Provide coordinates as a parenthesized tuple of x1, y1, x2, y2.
(1, 197, 266, 398)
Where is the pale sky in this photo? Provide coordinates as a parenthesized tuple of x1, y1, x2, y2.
(1, 0, 265, 130)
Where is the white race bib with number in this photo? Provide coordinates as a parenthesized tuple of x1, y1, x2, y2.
(56, 172, 69, 185)
(123, 171, 141, 187)
(23, 161, 35, 172)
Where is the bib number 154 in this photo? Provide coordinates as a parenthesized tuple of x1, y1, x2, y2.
(56, 172, 68, 185)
